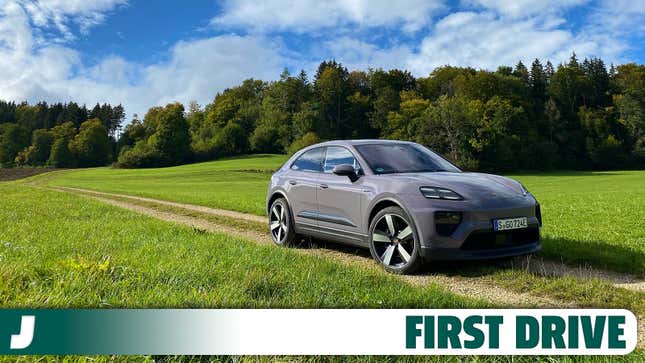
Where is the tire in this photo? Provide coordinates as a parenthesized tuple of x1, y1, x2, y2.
(368, 206, 422, 274)
(268, 198, 298, 246)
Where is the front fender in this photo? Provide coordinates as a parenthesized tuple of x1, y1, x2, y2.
(365, 193, 417, 231)
(266, 188, 290, 216)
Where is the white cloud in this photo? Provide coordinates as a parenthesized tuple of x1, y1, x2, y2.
(322, 37, 412, 71)
(329, 7, 627, 77)
(1, 0, 643, 124)
(212, 0, 445, 33)
(587, 0, 645, 36)
(409, 11, 589, 73)
(0, 1, 289, 119)
(19, 0, 127, 39)
(126, 35, 287, 115)
(465, 0, 588, 18)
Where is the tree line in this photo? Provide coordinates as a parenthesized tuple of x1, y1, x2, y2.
(2, 54, 644, 171)
(0, 102, 124, 167)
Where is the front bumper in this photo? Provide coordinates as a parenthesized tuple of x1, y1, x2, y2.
(399, 193, 542, 260)
(419, 240, 541, 260)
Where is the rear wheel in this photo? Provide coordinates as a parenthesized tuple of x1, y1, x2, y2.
(368, 206, 422, 274)
(269, 198, 298, 246)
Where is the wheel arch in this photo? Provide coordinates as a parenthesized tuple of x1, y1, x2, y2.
(366, 196, 415, 229)
(267, 190, 289, 215)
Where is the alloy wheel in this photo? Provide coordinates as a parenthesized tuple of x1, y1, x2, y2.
(269, 203, 288, 244)
(372, 213, 415, 268)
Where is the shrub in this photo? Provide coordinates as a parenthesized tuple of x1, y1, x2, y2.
(115, 141, 161, 168)
(13, 147, 30, 166)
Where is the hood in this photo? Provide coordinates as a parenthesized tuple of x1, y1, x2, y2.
(385, 172, 526, 200)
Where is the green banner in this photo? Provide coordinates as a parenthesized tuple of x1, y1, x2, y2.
(0, 309, 234, 355)
(0, 309, 637, 355)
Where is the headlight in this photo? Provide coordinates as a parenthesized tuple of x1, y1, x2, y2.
(420, 187, 463, 200)
(520, 183, 529, 196)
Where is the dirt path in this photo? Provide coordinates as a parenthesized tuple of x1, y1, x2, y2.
(56, 186, 266, 224)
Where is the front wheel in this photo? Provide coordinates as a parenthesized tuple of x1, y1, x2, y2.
(269, 198, 298, 246)
(368, 206, 422, 274)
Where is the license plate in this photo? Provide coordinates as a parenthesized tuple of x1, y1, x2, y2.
(493, 217, 528, 231)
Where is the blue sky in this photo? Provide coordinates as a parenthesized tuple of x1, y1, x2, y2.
(0, 0, 643, 119)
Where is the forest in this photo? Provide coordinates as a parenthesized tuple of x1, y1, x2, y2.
(1, 54, 643, 171)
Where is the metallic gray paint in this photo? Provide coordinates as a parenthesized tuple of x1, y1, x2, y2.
(267, 140, 541, 260)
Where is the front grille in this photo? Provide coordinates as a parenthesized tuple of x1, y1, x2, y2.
(460, 227, 539, 251)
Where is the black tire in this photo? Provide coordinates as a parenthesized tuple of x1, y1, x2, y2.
(368, 206, 422, 274)
(268, 198, 298, 247)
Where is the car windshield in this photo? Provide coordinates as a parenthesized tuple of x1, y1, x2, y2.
(354, 143, 461, 174)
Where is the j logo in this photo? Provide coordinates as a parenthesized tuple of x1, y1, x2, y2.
(10, 316, 35, 350)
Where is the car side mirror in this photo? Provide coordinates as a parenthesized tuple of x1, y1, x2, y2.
(332, 164, 359, 181)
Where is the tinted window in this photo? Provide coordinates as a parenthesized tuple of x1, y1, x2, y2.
(323, 146, 361, 173)
(291, 148, 324, 172)
(355, 143, 460, 174)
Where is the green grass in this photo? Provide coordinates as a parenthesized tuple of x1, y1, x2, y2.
(38, 155, 645, 275)
(2, 173, 644, 361)
(509, 171, 645, 275)
(0, 182, 484, 309)
(490, 269, 644, 313)
(41, 154, 287, 215)
(76, 192, 645, 314)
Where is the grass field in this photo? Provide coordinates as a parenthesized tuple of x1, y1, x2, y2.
(40, 155, 645, 275)
(0, 182, 482, 309)
(98, 192, 644, 314)
(509, 171, 645, 274)
(3, 160, 644, 361)
(1, 180, 643, 361)
(44, 154, 287, 215)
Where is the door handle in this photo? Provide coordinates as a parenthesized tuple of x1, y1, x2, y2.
(288, 180, 297, 185)
(319, 184, 329, 189)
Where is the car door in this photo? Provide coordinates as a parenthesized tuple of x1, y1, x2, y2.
(316, 146, 367, 241)
(286, 147, 324, 229)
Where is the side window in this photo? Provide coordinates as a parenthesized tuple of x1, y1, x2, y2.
(323, 146, 361, 173)
(291, 148, 324, 172)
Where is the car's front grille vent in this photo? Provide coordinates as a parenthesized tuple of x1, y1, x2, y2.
(535, 203, 542, 227)
(460, 227, 539, 251)
(435, 211, 462, 237)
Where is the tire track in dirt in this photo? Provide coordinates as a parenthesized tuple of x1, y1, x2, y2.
(56, 186, 266, 224)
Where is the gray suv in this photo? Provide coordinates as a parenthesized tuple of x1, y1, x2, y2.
(266, 140, 541, 274)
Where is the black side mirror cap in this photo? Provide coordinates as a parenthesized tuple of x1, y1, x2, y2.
(332, 164, 359, 181)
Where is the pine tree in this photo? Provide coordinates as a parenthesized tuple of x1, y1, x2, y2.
(513, 61, 530, 85)
(545, 61, 555, 84)
(530, 59, 546, 101)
